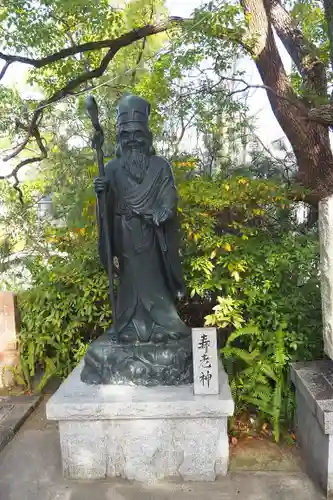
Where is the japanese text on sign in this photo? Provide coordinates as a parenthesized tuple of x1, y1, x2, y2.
(197, 333, 213, 388)
(192, 327, 219, 395)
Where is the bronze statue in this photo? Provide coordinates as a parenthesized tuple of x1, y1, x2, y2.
(81, 94, 193, 386)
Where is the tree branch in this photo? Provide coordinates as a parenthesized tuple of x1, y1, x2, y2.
(3, 135, 33, 161)
(1, 124, 47, 179)
(131, 4, 155, 84)
(239, 0, 333, 203)
(131, 37, 148, 85)
(0, 120, 47, 204)
(265, 0, 327, 97)
(0, 61, 11, 80)
(0, 16, 184, 77)
(171, 74, 309, 115)
(51, 13, 91, 74)
(0, 17, 184, 183)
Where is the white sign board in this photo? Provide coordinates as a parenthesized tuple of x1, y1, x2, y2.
(192, 327, 219, 395)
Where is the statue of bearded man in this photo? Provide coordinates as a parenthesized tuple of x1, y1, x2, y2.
(81, 95, 193, 386)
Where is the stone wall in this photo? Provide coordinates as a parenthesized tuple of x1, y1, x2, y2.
(319, 196, 333, 360)
(0, 292, 18, 388)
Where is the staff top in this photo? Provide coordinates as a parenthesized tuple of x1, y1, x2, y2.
(85, 95, 101, 131)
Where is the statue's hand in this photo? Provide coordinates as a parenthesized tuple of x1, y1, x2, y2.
(94, 177, 109, 196)
(153, 208, 170, 226)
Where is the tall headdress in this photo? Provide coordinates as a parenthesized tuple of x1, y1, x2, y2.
(116, 95, 150, 127)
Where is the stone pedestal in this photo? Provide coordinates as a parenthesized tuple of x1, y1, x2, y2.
(46, 360, 234, 482)
(291, 360, 333, 497)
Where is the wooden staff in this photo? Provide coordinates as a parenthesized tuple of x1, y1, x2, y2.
(85, 95, 117, 338)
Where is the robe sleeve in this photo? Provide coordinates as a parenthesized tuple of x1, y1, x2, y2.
(156, 158, 186, 300)
(158, 159, 178, 218)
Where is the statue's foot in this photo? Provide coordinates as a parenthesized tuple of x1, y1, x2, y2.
(106, 325, 138, 344)
(150, 329, 168, 343)
(150, 323, 191, 343)
(81, 363, 102, 385)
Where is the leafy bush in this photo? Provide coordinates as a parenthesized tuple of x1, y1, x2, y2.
(178, 172, 322, 440)
(12, 169, 322, 439)
(16, 193, 112, 390)
(18, 251, 111, 390)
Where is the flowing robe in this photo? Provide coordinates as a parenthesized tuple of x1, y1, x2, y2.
(98, 155, 190, 343)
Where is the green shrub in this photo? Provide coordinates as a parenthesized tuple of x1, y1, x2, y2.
(179, 173, 322, 440)
(17, 222, 112, 390)
(15, 171, 322, 439)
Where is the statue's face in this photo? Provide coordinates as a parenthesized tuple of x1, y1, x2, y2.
(118, 122, 150, 153)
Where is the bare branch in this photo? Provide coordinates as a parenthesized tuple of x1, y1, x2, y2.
(224, 77, 306, 111)
(12, 175, 24, 205)
(0, 61, 11, 80)
(3, 136, 32, 161)
(131, 4, 154, 84)
(3, 153, 45, 180)
(171, 74, 309, 116)
(0, 121, 47, 204)
(131, 38, 148, 85)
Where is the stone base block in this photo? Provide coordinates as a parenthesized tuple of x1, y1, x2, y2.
(291, 360, 333, 498)
(46, 360, 234, 482)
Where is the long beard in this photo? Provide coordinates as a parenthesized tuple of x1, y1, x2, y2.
(120, 148, 149, 183)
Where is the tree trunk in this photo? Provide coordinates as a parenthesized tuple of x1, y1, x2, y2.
(239, 0, 333, 204)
